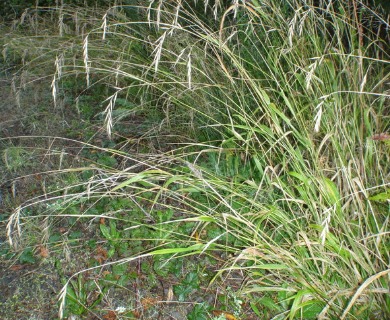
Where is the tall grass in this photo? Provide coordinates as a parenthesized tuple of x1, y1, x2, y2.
(4, 0, 389, 318)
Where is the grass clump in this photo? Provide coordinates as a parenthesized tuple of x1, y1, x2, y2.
(1, 0, 389, 319)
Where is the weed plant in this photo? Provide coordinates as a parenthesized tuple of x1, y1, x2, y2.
(2, 0, 389, 319)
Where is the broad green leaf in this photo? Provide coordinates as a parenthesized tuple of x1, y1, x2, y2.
(163, 175, 187, 188)
(259, 88, 271, 105)
(187, 303, 209, 320)
(325, 232, 352, 259)
(256, 264, 288, 270)
(174, 272, 199, 301)
(322, 178, 341, 208)
(289, 289, 313, 320)
(258, 296, 281, 311)
(269, 103, 292, 126)
(288, 171, 310, 184)
(249, 301, 262, 317)
(150, 244, 204, 255)
(368, 189, 390, 202)
(100, 224, 111, 240)
(301, 301, 325, 319)
(111, 170, 165, 191)
(19, 248, 36, 264)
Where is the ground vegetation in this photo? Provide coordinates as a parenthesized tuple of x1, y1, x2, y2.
(0, 0, 389, 319)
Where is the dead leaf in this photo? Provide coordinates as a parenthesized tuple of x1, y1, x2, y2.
(372, 133, 390, 141)
(102, 310, 117, 320)
(102, 270, 111, 277)
(94, 245, 108, 263)
(141, 297, 158, 310)
(166, 285, 174, 302)
(192, 230, 207, 243)
(10, 265, 24, 271)
(212, 310, 238, 320)
(38, 245, 49, 258)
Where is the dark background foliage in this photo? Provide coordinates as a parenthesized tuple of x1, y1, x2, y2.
(1, 0, 389, 20)
(0, 0, 113, 20)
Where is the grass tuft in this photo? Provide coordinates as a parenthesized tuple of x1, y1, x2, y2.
(1, 0, 389, 319)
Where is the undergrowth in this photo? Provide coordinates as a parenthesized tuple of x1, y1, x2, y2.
(1, 0, 389, 319)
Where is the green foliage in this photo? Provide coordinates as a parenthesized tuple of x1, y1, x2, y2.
(1, 0, 389, 319)
(99, 220, 127, 258)
(187, 303, 210, 320)
(2, 147, 34, 172)
(173, 271, 200, 302)
(19, 247, 36, 264)
(0, 0, 120, 20)
(64, 274, 105, 317)
(369, 189, 390, 202)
